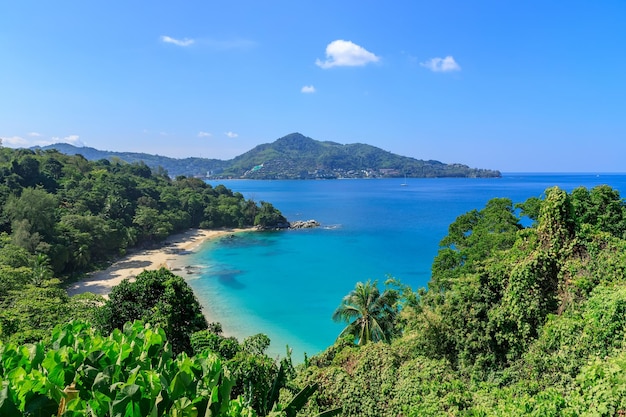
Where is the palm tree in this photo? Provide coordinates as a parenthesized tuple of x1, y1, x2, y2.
(332, 280, 399, 345)
(30, 253, 53, 286)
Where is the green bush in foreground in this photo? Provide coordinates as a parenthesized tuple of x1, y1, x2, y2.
(0, 320, 340, 417)
(0, 320, 255, 416)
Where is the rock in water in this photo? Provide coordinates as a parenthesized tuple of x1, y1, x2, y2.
(289, 220, 321, 229)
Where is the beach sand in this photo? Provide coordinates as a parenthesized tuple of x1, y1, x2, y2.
(66, 228, 253, 298)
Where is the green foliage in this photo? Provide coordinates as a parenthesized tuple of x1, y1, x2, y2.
(219, 133, 500, 179)
(332, 280, 399, 345)
(242, 334, 272, 356)
(254, 202, 288, 229)
(267, 382, 341, 417)
(0, 147, 286, 277)
(6, 147, 626, 415)
(416, 188, 599, 375)
(570, 185, 626, 238)
(220, 133, 500, 179)
(431, 197, 521, 291)
(0, 320, 257, 416)
(4, 187, 58, 252)
(0, 319, 336, 417)
(37, 142, 228, 178)
(0, 146, 289, 344)
(0, 238, 102, 344)
(307, 184, 626, 415)
(98, 268, 208, 355)
(191, 329, 226, 356)
(299, 342, 426, 417)
(567, 353, 626, 416)
(192, 329, 284, 415)
(229, 349, 278, 414)
(190, 327, 328, 417)
(524, 283, 626, 388)
(0, 285, 74, 344)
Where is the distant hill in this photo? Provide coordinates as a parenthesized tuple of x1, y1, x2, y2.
(220, 133, 500, 179)
(34, 143, 227, 178)
(35, 133, 501, 179)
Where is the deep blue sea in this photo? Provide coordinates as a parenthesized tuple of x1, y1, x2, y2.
(182, 174, 626, 360)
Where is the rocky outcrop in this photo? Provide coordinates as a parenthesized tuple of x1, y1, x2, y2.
(257, 219, 321, 230)
(288, 220, 321, 229)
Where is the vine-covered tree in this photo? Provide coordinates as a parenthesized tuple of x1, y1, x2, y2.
(299, 185, 626, 417)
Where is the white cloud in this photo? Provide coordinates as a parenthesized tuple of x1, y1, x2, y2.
(1, 136, 29, 147)
(301, 85, 316, 93)
(162, 36, 256, 51)
(198, 131, 212, 138)
(225, 131, 238, 138)
(420, 56, 461, 72)
(1, 133, 83, 148)
(161, 35, 195, 47)
(51, 135, 83, 146)
(316, 40, 380, 69)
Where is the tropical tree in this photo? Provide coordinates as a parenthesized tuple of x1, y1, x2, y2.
(332, 280, 399, 345)
(254, 201, 288, 229)
(29, 253, 53, 285)
(97, 268, 208, 354)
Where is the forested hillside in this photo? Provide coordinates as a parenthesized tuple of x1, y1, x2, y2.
(0, 146, 286, 344)
(212, 133, 501, 179)
(297, 185, 626, 416)
(0, 146, 310, 416)
(37, 133, 502, 179)
(2, 145, 626, 417)
(0, 147, 286, 273)
(35, 142, 227, 178)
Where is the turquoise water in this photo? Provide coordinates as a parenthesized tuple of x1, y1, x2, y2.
(184, 174, 626, 359)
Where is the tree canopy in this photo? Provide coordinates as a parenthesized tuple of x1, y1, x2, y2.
(0, 147, 286, 276)
(4, 149, 626, 417)
(0, 146, 287, 346)
(97, 268, 209, 355)
(332, 280, 399, 345)
(299, 185, 626, 416)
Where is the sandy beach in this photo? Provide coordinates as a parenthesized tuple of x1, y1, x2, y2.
(67, 228, 253, 298)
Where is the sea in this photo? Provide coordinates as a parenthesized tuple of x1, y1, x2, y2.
(180, 174, 626, 360)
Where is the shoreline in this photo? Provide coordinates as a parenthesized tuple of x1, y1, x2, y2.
(66, 227, 254, 298)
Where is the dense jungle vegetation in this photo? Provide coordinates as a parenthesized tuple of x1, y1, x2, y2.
(298, 185, 626, 416)
(2, 144, 626, 416)
(0, 146, 286, 344)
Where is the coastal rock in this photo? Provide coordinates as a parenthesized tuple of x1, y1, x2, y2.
(288, 219, 321, 229)
(256, 219, 321, 230)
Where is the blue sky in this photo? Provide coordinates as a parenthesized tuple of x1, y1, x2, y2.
(1, 1, 625, 172)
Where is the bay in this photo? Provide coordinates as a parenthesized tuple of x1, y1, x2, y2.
(182, 174, 626, 360)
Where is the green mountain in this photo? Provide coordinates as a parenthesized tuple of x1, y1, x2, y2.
(220, 133, 500, 179)
(36, 133, 501, 179)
